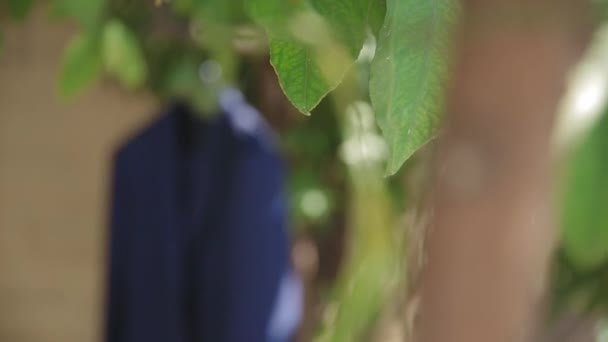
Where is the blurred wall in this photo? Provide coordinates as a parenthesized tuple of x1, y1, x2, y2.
(0, 7, 156, 342)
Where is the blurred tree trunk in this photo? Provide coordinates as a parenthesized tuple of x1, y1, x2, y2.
(417, 1, 593, 342)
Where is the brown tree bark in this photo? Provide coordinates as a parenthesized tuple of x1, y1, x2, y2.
(417, 1, 594, 342)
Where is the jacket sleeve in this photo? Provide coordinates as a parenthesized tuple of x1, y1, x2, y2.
(105, 150, 133, 342)
(222, 145, 298, 342)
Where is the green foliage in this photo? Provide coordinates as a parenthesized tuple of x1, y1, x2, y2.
(4, 0, 35, 20)
(192, 0, 245, 84)
(282, 99, 345, 233)
(368, 0, 386, 37)
(252, 0, 457, 174)
(171, 0, 195, 15)
(269, 39, 345, 115)
(289, 171, 335, 227)
(163, 57, 205, 103)
(53, 0, 105, 28)
(317, 110, 402, 339)
(320, 253, 397, 341)
(3, 1, 463, 337)
(0, 0, 458, 175)
(311, 0, 381, 58)
(57, 31, 103, 98)
(245, 0, 291, 31)
(249, 0, 387, 117)
(561, 109, 608, 271)
(550, 248, 608, 316)
(12, 0, 608, 337)
(102, 19, 147, 89)
(595, 0, 608, 21)
(248, 1, 344, 114)
(370, 0, 458, 175)
(196, 0, 245, 23)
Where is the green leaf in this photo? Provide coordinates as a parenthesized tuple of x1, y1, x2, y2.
(57, 31, 103, 98)
(311, 0, 385, 57)
(368, 0, 386, 38)
(561, 110, 608, 271)
(5, 0, 35, 20)
(269, 39, 341, 114)
(102, 19, 147, 89)
(245, 0, 289, 29)
(370, 0, 458, 175)
(53, 0, 104, 27)
(248, 0, 350, 114)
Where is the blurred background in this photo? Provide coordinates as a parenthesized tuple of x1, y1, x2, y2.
(0, 6, 155, 341)
(2, 0, 608, 341)
(0, 2, 400, 341)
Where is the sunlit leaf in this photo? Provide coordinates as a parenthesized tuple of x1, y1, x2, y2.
(102, 19, 147, 89)
(57, 31, 103, 98)
(561, 109, 608, 270)
(370, 0, 458, 175)
(5, 0, 35, 20)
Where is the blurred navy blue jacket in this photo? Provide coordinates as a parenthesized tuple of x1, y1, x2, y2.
(105, 89, 300, 342)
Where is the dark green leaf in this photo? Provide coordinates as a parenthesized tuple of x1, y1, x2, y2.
(368, 0, 386, 38)
(57, 32, 103, 98)
(370, 0, 458, 175)
(5, 0, 35, 20)
(561, 110, 608, 270)
(102, 19, 147, 89)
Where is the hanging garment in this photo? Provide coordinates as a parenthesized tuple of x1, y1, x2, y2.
(105, 89, 301, 342)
